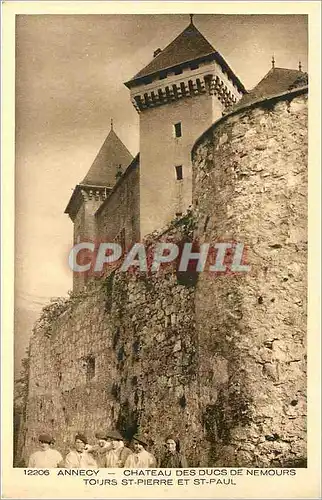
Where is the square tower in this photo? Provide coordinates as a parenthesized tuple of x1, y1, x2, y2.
(65, 124, 133, 291)
(125, 19, 246, 237)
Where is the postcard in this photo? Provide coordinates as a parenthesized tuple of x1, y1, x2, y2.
(1, 1, 321, 498)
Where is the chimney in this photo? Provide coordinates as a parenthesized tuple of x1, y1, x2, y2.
(153, 48, 162, 58)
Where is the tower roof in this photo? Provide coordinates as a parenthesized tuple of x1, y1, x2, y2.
(125, 21, 246, 93)
(132, 22, 215, 80)
(231, 67, 307, 111)
(82, 126, 133, 187)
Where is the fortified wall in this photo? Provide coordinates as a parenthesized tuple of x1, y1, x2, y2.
(17, 86, 308, 468)
(16, 219, 201, 467)
(193, 87, 308, 466)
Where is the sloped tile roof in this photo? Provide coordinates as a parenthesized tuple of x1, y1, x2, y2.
(230, 67, 308, 111)
(132, 23, 215, 79)
(82, 128, 133, 187)
(95, 153, 140, 216)
(125, 22, 246, 93)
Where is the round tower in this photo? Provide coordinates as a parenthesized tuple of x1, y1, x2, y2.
(192, 84, 308, 466)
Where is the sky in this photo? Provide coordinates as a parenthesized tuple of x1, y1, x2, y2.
(14, 13, 308, 374)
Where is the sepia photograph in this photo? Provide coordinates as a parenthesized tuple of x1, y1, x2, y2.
(1, 4, 318, 496)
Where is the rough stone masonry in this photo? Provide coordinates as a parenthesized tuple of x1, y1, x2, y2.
(192, 87, 308, 467)
(16, 86, 308, 467)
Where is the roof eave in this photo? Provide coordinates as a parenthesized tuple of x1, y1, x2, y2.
(64, 185, 82, 220)
(213, 51, 247, 94)
(124, 51, 246, 94)
(124, 52, 217, 88)
(64, 183, 113, 220)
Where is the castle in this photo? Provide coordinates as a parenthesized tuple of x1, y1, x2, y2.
(15, 18, 308, 467)
(65, 18, 248, 291)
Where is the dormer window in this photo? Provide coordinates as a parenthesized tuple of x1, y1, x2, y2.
(173, 122, 182, 138)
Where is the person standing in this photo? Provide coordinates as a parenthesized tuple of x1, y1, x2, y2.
(124, 435, 156, 468)
(65, 433, 98, 468)
(103, 430, 132, 467)
(85, 431, 112, 468)
(28, 433, 63, 468)
(159, 436, 187, 468)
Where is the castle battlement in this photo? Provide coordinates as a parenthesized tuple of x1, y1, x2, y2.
(126, 58, 244, 112)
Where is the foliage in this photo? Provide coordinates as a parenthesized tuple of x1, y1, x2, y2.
(172, 207, 197, 236)
(33, 296, 70, 336)
(14, 346, 30, 405)
(33, 288, 94, 337)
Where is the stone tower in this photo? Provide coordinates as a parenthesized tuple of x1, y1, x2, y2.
(65, 123, 133, 291)
(125, 18, 246, 236)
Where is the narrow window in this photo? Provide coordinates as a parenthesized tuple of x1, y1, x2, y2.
(173, 122, 182, 138)
(175, 165, 183, 181)
(85, 356, 95, 382)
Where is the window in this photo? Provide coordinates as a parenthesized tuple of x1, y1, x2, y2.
(173, 122, 182, 138)
(190, 62, 199, 70)
(175, 165, 183, 181)
(85, 356, 95, 382)
(174, 68, 183, 75)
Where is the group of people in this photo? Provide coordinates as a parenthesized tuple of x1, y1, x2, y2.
(28, 430, 187, 468)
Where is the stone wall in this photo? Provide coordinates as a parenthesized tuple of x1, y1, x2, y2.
(73, 197, 105, 291)
(95, 155, 140, 248)
(20, 286, 117, 465)
(18, 87, 308, 468)
(192, 87, 308, 467)
(19, 219, 202, 465)
(110, 269, 202, 466)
